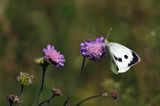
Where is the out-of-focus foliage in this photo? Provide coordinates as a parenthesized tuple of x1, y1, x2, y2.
(0, 0, 160, 105)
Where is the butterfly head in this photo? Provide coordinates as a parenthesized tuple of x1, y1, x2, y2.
(104, 38, 109, 46)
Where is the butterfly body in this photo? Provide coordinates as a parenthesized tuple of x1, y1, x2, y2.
(105, 40, 141, 74)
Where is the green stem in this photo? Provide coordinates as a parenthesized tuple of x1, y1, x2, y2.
(71, 57, 86, 95)
(10, 103, 13, 106)
(36, 66, 47, 106)
(38, 94, 55, 106)
(63, 97, 71, 106)
(76, 94, 102, 106)
(64, 57, 86, 106)
(20, 85, 24, 96)
(20, 85, 24, 106)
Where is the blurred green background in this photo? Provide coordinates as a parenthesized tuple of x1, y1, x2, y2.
(0, 0, 160, 106)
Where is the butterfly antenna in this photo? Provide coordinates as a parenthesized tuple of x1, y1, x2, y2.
(106, 27, 112, 39)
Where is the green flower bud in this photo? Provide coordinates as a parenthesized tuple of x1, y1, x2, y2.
(35, 57, 49, 67)
(17, 72, 33, 86)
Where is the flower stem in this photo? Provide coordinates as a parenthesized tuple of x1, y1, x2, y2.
(64, 57, 86, 106)
(19, 85, 24, 106)
(20, 85, 24, 96)
(36, 66, 48, 106)
(38, 94, 55, 106)
(10, 103, 13, 106)
(76, 94, 102, 106)
(71, 56, 86, 95)
(63, 97, 70, 106)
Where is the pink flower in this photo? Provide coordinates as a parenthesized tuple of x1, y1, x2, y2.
(80, 37, 107, 60)
(43, 44, 65, 67)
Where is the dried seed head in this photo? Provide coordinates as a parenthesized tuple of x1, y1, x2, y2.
(102, 92, 108, 97)
(110, 91, 119, 100)
(8, 94, 21, 103)
(52, 88, 62, 96)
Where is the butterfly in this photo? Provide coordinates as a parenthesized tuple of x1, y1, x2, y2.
(105, 39, 141, 74)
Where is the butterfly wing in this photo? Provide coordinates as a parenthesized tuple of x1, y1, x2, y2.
(106, 42, 141, 74)
(110, 59, 130, 74)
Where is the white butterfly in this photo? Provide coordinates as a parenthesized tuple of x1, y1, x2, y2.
(105, 39, 141, 74)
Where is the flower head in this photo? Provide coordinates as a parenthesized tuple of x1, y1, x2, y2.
(43, 44, 65, 67)
(17, 72, 33, 86)
(8, 94, 21, 104)
(80, 37, 107, 60)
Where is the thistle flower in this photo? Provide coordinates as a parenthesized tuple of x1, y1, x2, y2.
(43, 44, 65, 67)
(17, 72, 33, 86)
(8, 94, 21, 104)
(80, 37, 107, 60)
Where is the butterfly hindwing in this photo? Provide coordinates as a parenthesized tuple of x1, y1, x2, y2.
(111, 59, 130, 74)
(111, 59, 119, 74)
(106, 42, 141, 73)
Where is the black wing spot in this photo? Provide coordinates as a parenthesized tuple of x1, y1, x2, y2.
(128, 51, 139, 66)
(113, 55, 118, 60)
(124, 55, 128, 59)
(118, 58, 122, 62)
(113, 55, 122, 62)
